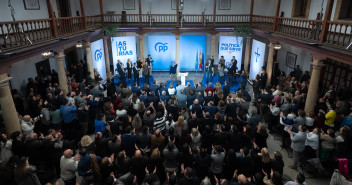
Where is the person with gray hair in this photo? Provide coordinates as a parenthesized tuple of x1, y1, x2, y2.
(184, 82, 195, 96)
(60, 149, 79, 185)
(20, 115, 36, 136)
(160, 90, 170, 103)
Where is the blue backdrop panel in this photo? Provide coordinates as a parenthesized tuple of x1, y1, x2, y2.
(219, 36, 243, 71)
(148, 35, 176, 71)
(249, 39, 266, 80)
(180, 35, 207, 71)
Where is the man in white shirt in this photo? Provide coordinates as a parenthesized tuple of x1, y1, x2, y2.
(60, 149, 79, 185)
(21, 115, 36, 136)
(305, 128, 319, 159)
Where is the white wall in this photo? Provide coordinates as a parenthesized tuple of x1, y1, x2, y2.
(0, 0, 60, 22)
(85, 0, 265, 15)
(7, 55, 59, 93)
(253, 0, 276, 16)
(70, 0, 81, 16)
(276, 42, 312, 76)
(280, 0, 338, 20)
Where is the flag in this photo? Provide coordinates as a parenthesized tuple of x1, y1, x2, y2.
(201, 51, 204, 71)
(195, 49, 199, 72)
(198, 51, 202, 71)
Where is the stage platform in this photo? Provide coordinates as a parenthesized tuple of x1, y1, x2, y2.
(113, 71, 242, 92)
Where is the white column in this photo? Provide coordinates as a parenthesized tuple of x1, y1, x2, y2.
(211, 35, 216, 58)
(244, 36, 252, 74)
(305, 57, 324, 113)
(85, 41, 95, 79)
(55, 52, 69, 96)
(139, 34, 145, 60)
(0, 73, 21, 136)
(266, 43, 275, 87)
(176, 35, 180, 75)
(103, 36, 112, 79)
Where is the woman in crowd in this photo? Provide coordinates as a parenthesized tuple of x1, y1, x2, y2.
(168, 83, 176, 95)
(320, 128, 336, 160)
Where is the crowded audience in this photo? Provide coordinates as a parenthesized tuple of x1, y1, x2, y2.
(0, 61, 351, 185)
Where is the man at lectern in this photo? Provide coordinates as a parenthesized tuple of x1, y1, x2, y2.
(170, 62, 178, 82)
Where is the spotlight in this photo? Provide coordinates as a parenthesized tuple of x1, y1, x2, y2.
(274, 43, 281, 50)
(42, 51, 54, 59)
(76, 41, 83, 48)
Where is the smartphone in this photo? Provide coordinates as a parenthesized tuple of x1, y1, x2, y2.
(246, 114, 249, 118)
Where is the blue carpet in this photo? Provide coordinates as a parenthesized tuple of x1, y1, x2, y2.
(165, 80, 194, 89)
(114, 74, 155, 87)
(201, 73, 242, 92)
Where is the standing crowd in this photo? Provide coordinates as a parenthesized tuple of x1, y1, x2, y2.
(0, 58, 350, 185)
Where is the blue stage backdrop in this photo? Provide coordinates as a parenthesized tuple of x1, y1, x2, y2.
(180, 35, 207, 71)
(219, 36, 243, 71)
(148, 35, 176, 71)
(111, 36, 137, 72)
(90, 39, 107, 80)
(249, 39, 266, 80)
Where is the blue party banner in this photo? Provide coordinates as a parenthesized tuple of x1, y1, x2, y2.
(180, 35, 207, 71)
(90, 39, 106, 80)
(148, 35, 176, 71)
(111, 36, 137, 69)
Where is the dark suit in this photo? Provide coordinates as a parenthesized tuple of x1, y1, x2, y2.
(132, 86, 141, 96)
(223, 85, 230, 98)
(228, 64, 236, 86)
(132, 66, 139, 85)
(121, 134, 137, 157)
(116, 62, 122, 76)
(231, 59, 238, 72)
(119, 68, 127, 87)
(126, 62, 133, 80)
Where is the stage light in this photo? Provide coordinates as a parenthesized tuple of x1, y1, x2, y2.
(42, 51, 54, 59)
(274, 43, 281, 50)
(76, 41, 83, 48)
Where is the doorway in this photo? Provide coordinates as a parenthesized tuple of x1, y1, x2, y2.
(56, 0, 71, 17)
(64, 46, 78, 74)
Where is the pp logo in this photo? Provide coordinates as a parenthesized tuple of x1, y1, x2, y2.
(95, 49, 103, 61)
(155, 42, 168, 52)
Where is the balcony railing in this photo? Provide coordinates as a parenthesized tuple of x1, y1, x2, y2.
(252, 15, 275, 32)
(326, 21, 352, 48)
(1, 13, 351, 52)
(277, 17, 323, 42)
(0, 19, 53, 51)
